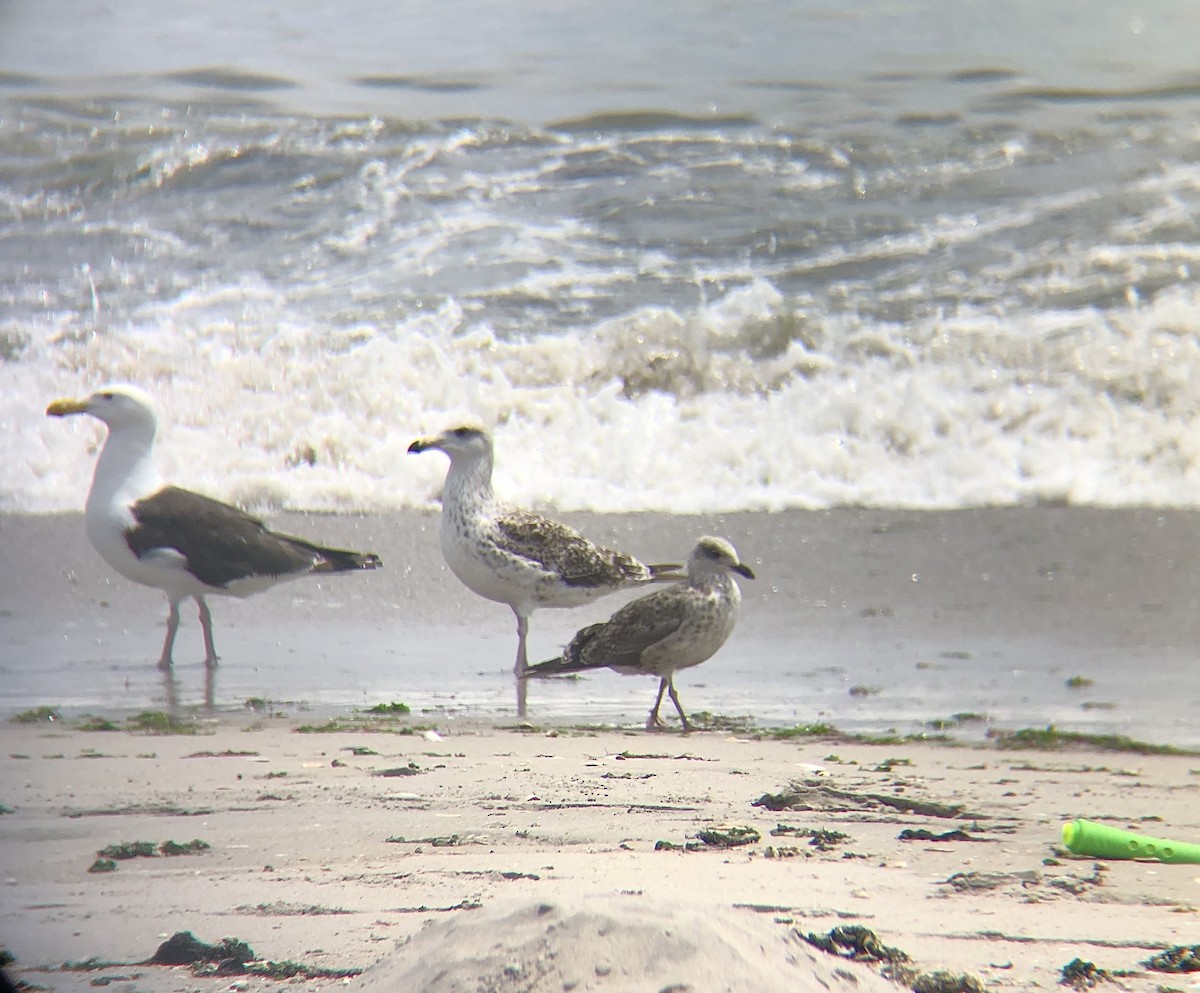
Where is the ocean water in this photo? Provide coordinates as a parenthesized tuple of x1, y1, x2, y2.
(3, 0, 1200, 515)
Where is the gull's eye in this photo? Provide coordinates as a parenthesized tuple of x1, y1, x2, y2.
(100, 391, 115, 400)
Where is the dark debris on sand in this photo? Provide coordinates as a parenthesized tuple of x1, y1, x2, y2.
(1144, 945, 1200, 973)
(148, 932, 253, 970)
(146, 931, 362, 981)
(801, 925, 910, 966)
(898, 828, 983, 843)
(1059, 958, 1112, 988)
(770, 824, 851, 850)
(802, 925, 985, 993)
(753, 781, 980, 820)
(693, 825, 760, 848)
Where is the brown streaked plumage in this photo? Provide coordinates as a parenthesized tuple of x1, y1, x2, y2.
(408, 424, 682, 716)
(525, 536, 754, 732)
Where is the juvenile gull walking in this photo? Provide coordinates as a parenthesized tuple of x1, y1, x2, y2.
(524, 536, 754, 732)
(407, 425, 681, 716)
(47, 385, 382, 670)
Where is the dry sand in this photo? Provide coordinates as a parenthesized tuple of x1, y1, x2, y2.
(2, 714, 1199, 992)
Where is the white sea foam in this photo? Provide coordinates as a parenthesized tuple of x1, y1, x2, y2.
(8, 275, 1200, 516)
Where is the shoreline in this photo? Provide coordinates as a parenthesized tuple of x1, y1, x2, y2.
(3, 506, 1200, 746)
(2, 713, 1199, 992)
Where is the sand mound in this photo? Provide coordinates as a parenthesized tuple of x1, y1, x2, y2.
(352, 896, 895, 993)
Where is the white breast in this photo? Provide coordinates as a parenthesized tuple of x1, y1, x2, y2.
(441, 514, 534, 609)
(84, 496, 209, 600)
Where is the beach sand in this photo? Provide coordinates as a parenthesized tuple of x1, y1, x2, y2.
(2, 715, 1199, 992)
(3, 507, 1200, 990)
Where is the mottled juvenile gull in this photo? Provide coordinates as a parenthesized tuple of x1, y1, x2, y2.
(524, 536, 754, 731)
(407, 425, 682, 716)
(47, 385, 382, 670)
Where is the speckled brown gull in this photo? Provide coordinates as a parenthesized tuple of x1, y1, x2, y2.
(407, 425, 682, 716)
(524, 536, 754, 732)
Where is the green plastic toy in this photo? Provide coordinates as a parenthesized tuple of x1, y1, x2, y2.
(1061, 818, 1200, 864)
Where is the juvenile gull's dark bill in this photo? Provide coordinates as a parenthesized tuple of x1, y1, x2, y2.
(47, 385, 382, 671)
(407, 425, 682, 717)
(524, 536, 754, 732)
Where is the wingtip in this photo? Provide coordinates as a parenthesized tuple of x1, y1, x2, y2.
(312, 548, 383, 572)
(523, 657, 568, 679)
(647, 563, 686, 581)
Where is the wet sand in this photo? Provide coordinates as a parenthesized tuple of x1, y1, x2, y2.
(2, 507, 1200, 742)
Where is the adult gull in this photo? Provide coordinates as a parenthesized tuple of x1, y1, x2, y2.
(47, 385, 382, 670)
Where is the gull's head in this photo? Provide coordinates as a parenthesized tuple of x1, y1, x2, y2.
(691, 535, 755, 580)
(407, 424, 492, 463)
(47, 385, 159, 435)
